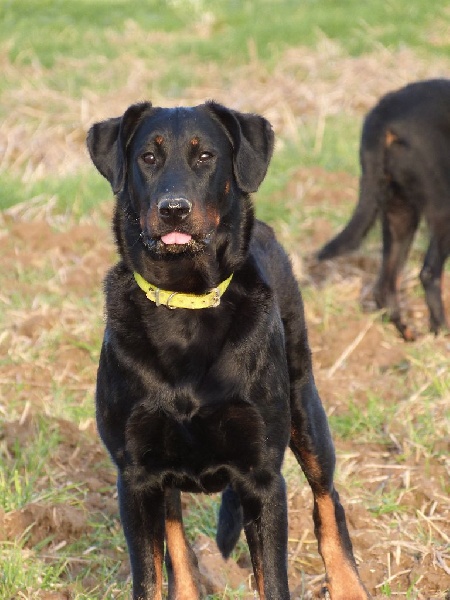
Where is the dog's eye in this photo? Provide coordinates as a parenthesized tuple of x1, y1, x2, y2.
(142, 152, 156, 165)
(197, 152, 213, 164)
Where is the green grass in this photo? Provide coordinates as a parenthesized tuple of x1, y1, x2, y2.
(1, 0, 448, 72)
(329, 392, 397, 444)
(0, 171, 111, 214)
(0, 544, 69, 598)
(1, 0, 187, 67)
(0, 0, 446, 214)
(1, 416, 70, 511)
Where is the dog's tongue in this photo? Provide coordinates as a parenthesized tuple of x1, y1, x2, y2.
(161, 232, 192, 245)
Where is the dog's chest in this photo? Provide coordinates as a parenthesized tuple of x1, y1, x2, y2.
(125, 398, 266, 492)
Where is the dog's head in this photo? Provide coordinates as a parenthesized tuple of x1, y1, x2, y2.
(87, 102, 274, 283)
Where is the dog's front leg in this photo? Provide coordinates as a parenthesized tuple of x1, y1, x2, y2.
(290, 379, 370, 600)
(164, 488, 201, 600)
(117, 474, 165, 600)
(241, 474, 290, 600)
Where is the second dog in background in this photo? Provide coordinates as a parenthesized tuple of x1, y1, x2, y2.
(318, 79, 450, 341)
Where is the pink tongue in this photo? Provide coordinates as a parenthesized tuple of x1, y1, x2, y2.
(161, 232, 192, 245)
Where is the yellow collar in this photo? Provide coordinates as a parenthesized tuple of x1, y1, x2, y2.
(133, 271, 233, 309)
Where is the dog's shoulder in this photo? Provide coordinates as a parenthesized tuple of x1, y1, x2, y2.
(250, 220, 289, 269)
(248, 220, 305, 323)
(250, 220, 299, 289)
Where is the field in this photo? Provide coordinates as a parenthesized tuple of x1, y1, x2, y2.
(0, 2, 449, 599)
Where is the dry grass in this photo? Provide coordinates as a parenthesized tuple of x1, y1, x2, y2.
(2, 34, 450, 182)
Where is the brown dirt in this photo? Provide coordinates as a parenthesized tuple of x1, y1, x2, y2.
(1, 170, 449, 600)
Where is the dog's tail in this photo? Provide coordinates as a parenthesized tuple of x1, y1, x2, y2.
(317, 176, 379, 260)
(317, 117, 384, 261)
(216, 486, 243, 559)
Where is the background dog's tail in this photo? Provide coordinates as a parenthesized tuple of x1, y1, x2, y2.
(317, 116, 384, 261)
(216, 486, 243, 559)
(316, 174, 379, 260)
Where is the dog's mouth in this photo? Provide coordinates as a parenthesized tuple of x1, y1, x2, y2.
(140, 230, 213, 255)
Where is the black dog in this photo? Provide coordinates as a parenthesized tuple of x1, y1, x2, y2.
(317, 79, 450, 341)
(87, 101, 369, 600)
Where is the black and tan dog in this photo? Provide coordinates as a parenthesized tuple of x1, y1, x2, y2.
(87, 101, 369, 600)
(318, 79, 450, 341)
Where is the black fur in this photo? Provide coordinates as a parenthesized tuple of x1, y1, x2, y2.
(87, 101, 369, 599)
(318, 79, 450, 340)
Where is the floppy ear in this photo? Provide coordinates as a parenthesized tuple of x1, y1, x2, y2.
(86, 102, 153, 194)
(207, 102, 274, 193)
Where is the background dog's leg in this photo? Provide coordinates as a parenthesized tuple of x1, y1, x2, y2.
(164, 488, 201, 600)
(290, 379, 370, 600)
(117, 474, 165, 600)
(374, 204, 418, 340)
(419, 235, 449, 334)
(240, 474, 290, 600)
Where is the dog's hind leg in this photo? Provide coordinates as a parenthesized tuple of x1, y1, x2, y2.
(289, 378, 370, 600)
(420, 233, 450, 335)
(164, 488, 201, 600)
(373, 200, 419, 341)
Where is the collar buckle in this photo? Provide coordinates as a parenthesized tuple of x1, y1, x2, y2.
(209, 288, 221, 308)
(166, 292, 178, 309)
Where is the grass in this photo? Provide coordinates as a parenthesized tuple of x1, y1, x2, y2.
(0, 0, 187, 68)
(1, 1, 450, 598)
(2, 1, 448, 71)
(329, 392, 397, 443)
(0, 544, 69, 597)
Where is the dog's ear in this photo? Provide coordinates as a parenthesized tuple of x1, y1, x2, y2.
(86, 102, 153, 194)
(207, 102, 275, 193)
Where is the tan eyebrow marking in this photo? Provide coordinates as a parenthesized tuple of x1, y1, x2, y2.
(155, 135, 164, 145)
(385, 129, 397, 147)
(190, 137, 199, 146)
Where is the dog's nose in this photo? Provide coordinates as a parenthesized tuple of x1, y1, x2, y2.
(157, 197, 192, 224)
